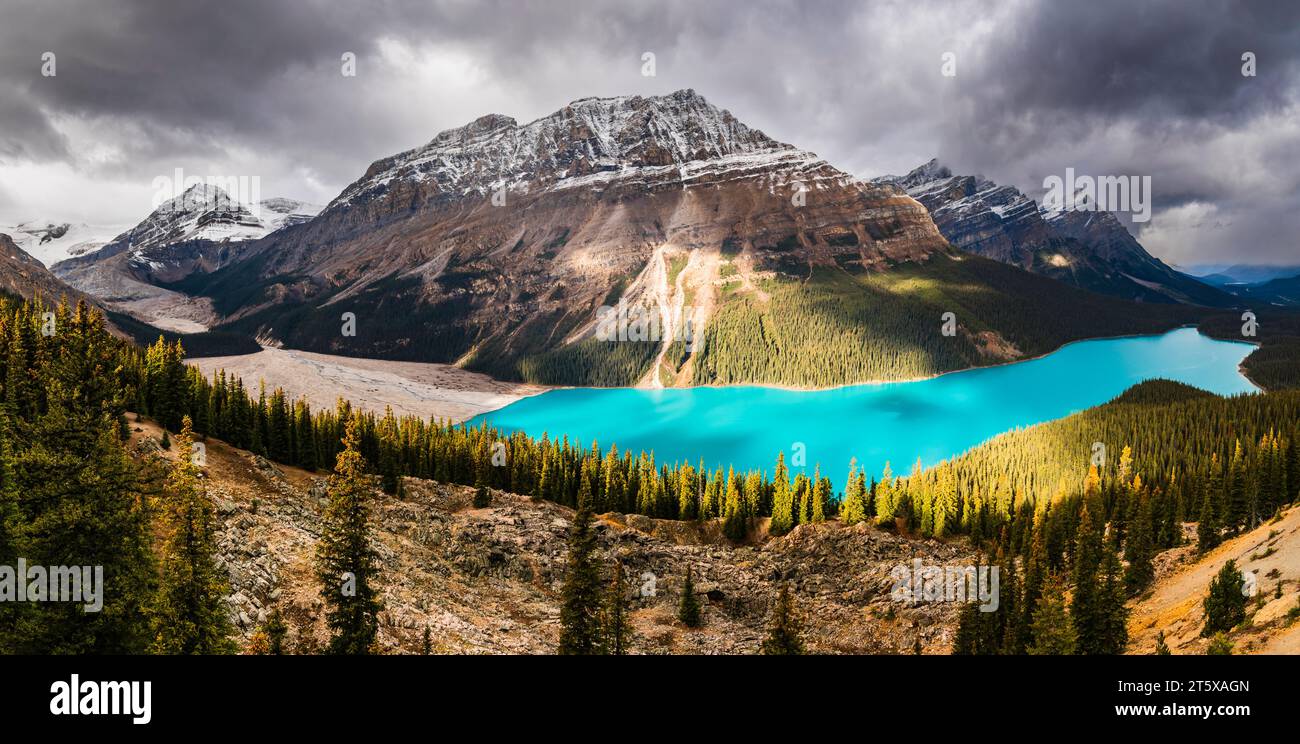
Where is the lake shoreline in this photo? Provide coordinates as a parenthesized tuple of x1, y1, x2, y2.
(470, 327, 1258, 492)
(508, 323, 1253, 401)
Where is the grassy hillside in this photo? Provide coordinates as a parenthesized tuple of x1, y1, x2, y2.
(909, 379, 1300, 511)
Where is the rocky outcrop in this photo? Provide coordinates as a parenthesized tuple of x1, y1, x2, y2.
(130, 422, 975, 655)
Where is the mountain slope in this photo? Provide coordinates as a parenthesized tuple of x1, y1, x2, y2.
(127, 415, 974, 654)
(0, 232, 101, 303)
(1214, 273, 1300, 307)
(151, 92, 1202, 386)
(875, 160, 1237, 307)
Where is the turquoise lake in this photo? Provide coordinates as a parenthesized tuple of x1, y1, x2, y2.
(469, 328, 1258, 492)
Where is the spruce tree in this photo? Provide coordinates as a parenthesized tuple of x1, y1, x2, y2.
(314, 417, 383, 654)
(265, 609, 287, 655)
(10, 390, 155, 653)
(1201, 559, 1247, 637)
(558, 501, 603, 654)
(1205, 632, 1233, 655)
(1097, 531, 1130, 654)
(1070, 501, 1105, 654)
(1123, 493, 1155, 595)
(769, 453, 794, 535)
(951, 599, 981, 655)
(603, 561, 630, 655)
(1154, 630, 1170, 655)
(152, 416, 235, 654)
(1027, 572, 1076, 655)
(1196, 482, 1220, 553)
(760, 584, 804, 655)
(811, 468, 831, 523)
(840, 460, 868, 526)
(678, 566, 702, 628)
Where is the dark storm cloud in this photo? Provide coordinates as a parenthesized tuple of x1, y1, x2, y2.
(0, 0, 1295, 263)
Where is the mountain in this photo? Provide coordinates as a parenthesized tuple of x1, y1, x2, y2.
(1218, 273, 1300, 306)
(0, 220, 125, 268)
(1185, 263, 1300, 286)
(105, 183, 268, 254)
(120, 91, 1201, 387)
(52, 186, 323, 332)
(874, 160, 1237, 307)
(0, 231, 233, 349)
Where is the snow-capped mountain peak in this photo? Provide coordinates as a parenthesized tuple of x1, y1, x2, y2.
(328, 88, 825, 211)
(0, 220, 126, 268)
(107, 185, 322, 256)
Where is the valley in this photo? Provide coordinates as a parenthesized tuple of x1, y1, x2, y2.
(2, 85, 1294, 665)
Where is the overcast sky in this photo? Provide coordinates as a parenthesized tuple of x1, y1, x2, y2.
(0, 0, 1296, 265)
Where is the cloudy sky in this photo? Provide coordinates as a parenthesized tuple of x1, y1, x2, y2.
(1, 0, 1296, 265)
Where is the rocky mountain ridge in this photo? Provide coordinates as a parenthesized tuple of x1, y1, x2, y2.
(875, 159, 1237, 306)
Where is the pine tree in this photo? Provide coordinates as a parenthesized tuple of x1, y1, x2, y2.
(678, 566, 702, 628)
(1196, 481, 1220, 553)
(1123, 493, 1155, 595)
(1070, 501, 1105, 654)
(1201, 559, 1247, 636)
(1096, 531, 1130, 653)
(951, 600, 981, 655)
(1027, 572, 1076, 655)
(314, 417, 383, 654)
(558, 501, 603, 655)
(1225, 441, 1248, 532)
(152, 416, 235, 654)
(840, 459, 868, 526)
(1205, 632, 1233, 655)
(265, 610, 287, 655)
(9, 390, 154, 653)
(769, 453, 794, 535)
(760, 584, 804, 655)
(1154, 630, 1170, 655)
(811, 468, 831, 523)
(603, 561, 630, 655)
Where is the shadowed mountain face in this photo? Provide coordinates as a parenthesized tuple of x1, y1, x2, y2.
(875, 160, 1238, 308)
(0, 232, 99, 305)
